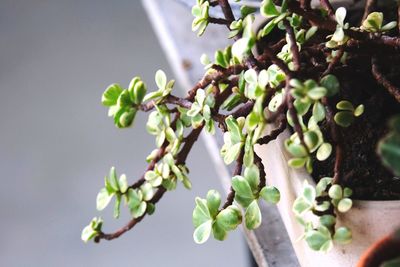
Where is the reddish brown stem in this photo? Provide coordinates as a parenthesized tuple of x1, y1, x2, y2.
(283, 20, 301, 71)
(222, 146, 245, 210)
(371, 57, 400, 103)
(257, 116, 287, 145)
(208, 17, 230, 26)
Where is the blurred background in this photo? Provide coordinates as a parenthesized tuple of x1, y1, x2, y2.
(0, 0, 248, 266)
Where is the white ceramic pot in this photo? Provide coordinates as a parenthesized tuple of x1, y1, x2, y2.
(255, 129, 400, 267)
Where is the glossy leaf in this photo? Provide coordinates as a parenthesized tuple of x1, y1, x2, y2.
(245, 200, 262, 230)
(193, 220, 212, 244)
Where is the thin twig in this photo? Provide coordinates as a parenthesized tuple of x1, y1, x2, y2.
(322, 97, 343, 185)
(322, 48, 344, 76)
(371, 57, 400, 103)
(222, 146, 245, 209)
(208, 17, 230, 26)
(257, 115, 287, 145)
(283, 20, 301, 71)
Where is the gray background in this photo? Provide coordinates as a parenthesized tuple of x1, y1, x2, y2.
(0, 0, 248, 266)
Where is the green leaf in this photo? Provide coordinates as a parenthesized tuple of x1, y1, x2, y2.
(244, 69, 257, 84)
(316, 177, 332, 195)
(307, 87, 327, 100)
(305, 229, 332, 251)
(117, 90, 132, 107)
(108, 167, 120, 191)
(114, 194, 121, 218)
(320, 75, 339, 97)
(304, 131, 319, 151)
(305, 26, 318, 41)
(141, 183, 155, 201)
(102, 83, 123, 106)
(381, 21, 397, 32)
(241, 6, 256, 17)
(245, 200, 262, 230)
(260, 0, 279, 18)
(354, 104, 364, 117)
(362, 12, 382, 31)
(96, 188, 113, 211)
(118, 174, 128, 194)
(132, 81, 147, 104)
(260, 186, 280, 204)
(193, 220, 212, 244)
(232, 37, 254, 61)
(244, 164, 260, 191)
(144, 170, 162, 187)
(337, 198, 352, 213)
(193, 198, 211, 228)
(334, 111, 354, 127)
(288, 157, 306, 168)
(343, 187, 353, 198)
(119, 108, 136, 128)
(293, 196, 312, 215)
(335, 7, 346, 26)
(333, 227, 352, 244)
(206, 190, 221, 218)
(81, 225, 97, 243)
(232, 175, 254, 199)
(127, 188, 142, 209)
(155, 69, 167, 90)
(285, 141, 308, 157)
(294, 99, 311, 116)
(316, 143, 332, 161)
(224, 142, 243, 165)
(328, 184, 343, 200)
(303, 183, 316, 203)
(258, 19, 277, 38)
(336, 100, 354, 111)
(215, 205, 242, 231)
(212, 221, 228, 241)
(131, 201, 147, 218)
(313, 102, 326, 122)
(146, 203, 156, 215)
(128, 76, 140, 92)
(320, 215, 336, 228)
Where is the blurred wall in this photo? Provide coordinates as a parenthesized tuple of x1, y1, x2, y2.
(0, 0, 247, 266)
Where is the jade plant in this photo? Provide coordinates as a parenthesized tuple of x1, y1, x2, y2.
(82, 0, 400, 254)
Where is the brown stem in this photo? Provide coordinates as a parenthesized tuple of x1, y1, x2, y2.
(257, 115, 287, 145)
(222, 146, 245, 210)
(371, 57, 400, 103)
(97, 124, 205, 242)
(261, 47, 293, 77)
(322, 97, 343, 185)
(96, 187, 167, 241)
(186, 64, 246, 101)
(140, 95, 192, 112)
(254, 151, 267, 191)
(208, 17, 230, 26)
(287, 90, 308, 153)
(322, 48, 344, 76)
(217, 0, 236, 23)
(283, 20, 301, 71)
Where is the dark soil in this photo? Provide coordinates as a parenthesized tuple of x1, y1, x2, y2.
(312, 55, 400, 200)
